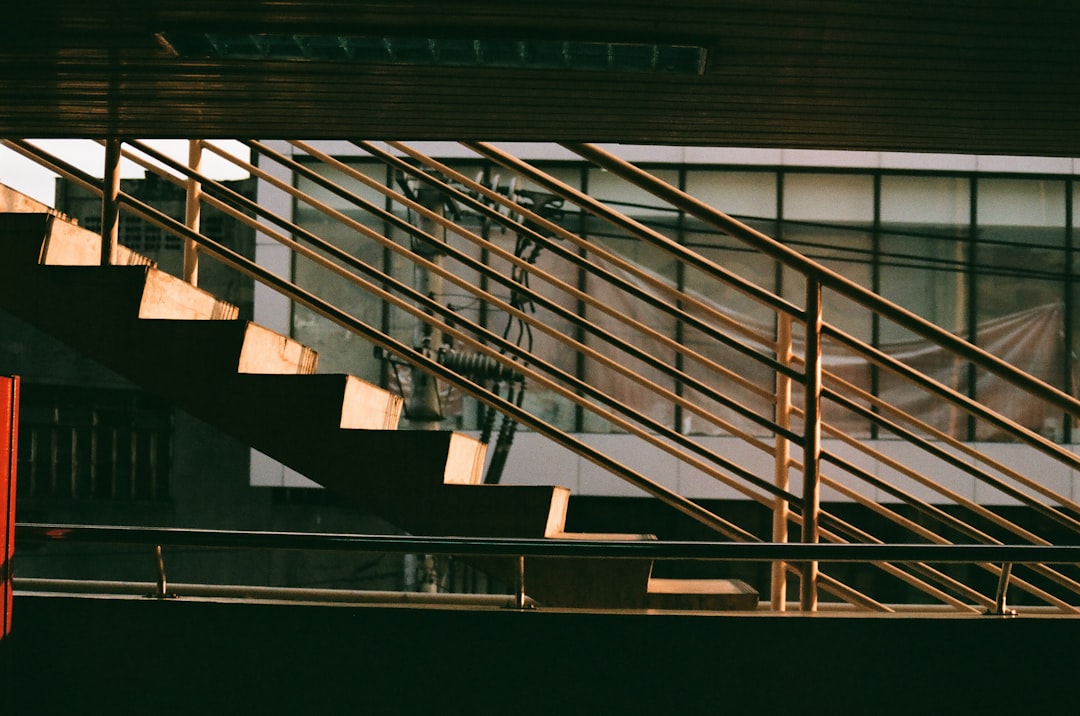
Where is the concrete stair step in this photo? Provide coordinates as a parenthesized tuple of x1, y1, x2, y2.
(1, 212, 151, 268)
(647, 577, 760, 611)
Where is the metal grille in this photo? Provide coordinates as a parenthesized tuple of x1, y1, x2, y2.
(16, 385, 172, 502)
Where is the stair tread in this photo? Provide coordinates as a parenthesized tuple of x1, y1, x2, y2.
(550, 531, 657, 541)
(646, 577, 760, 611)
(648, 577, 758, 595)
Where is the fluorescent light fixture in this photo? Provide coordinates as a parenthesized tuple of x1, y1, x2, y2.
(158, 33, 710, 74)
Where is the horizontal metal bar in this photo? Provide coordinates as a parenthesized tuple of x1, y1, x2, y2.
(114, 138, 787, 520)
(561, 141, 1080, 419)
(466, 140, 799, 319)
(821, 323, 1080, 476)
(16, 524, 1080, 565)
(13, 578, 536, 608)
(47, 141, 747, 540)
(367, 139, 795, 383)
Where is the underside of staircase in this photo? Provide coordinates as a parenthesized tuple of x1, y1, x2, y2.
(0, 189, 757, 611)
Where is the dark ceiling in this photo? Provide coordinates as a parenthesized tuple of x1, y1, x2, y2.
(2, 1, 1079, 157)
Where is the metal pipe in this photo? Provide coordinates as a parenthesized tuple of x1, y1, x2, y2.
(100, 138, 121, 265)
(828, 390, 1080, 536)
(991, 563, 1017, 617)
(153, 545, 168, 599)
(10, 141, 1080, 617)
(92, 137, 1028, 613)
(125, 140, 792, 513)
(152, 140, 798, 463)
(801, 277, 824, 612)
(514, 555, 528, 610)
(95, 137, 1045, 613)
(822, 451, 1080, 610)
(108, 190, 763, 543)
(818, 367, 1080, 519)
(466, 141, 795, 317)
(76, 137, 1080, 613)
(771, 313, 793, 611)
(16, 523, 1080, 565)
(183, 139, 201, 285)
(822, 324, 1080, 478)
(371, 139, 788, 367)
(256, 140, 787, 415)
(0, 136, 928, 609)
(558, 141, 1080, 422)
(13, 578, 537, 608)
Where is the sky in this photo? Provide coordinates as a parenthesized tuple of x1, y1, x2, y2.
(0, 139, 251, 205)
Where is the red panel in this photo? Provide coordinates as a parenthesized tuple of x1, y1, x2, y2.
(1, 375, 18, 639)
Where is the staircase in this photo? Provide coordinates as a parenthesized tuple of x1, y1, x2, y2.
(0, 186, 757, 611)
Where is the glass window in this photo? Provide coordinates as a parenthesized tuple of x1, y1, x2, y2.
(974, 178, 1067, 438)
(878, 175, 971, 438)
(680, 170, 779, 435)
(782, 174, 875, 436)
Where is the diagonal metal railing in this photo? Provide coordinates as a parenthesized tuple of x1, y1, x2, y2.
(4, 138, 1080, 614)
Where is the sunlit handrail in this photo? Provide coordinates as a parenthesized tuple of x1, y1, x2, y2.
(829, 392, 1080, 534)
(127, 137, 785, 454)
(556, 141, 1080, 420)
(820, 368, 1080, 516)
(373, 140, 790, 351)
(243, 139, 787, 430)
(235, 139, 1040, 611)
(2, 138, 765, 544)
(464, 142, 798, 321)
(469, 138, 1080, 475)
(822, 323, 1080, 475)
(460, 139, 1080, 609)
(117, 139, 792, 510)
(382, 141, 1080, 531)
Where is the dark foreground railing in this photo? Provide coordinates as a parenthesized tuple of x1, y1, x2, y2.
(15, 523, 1080, 615)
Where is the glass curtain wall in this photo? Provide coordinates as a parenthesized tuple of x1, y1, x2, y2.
(291, 156, 1078, 443)
(878, 175, 971, 439)
(974, 178, 1068, 440)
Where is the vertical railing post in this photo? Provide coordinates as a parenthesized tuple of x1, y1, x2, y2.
(183, 139, 202, 285)
(152, 545, 170, 599)
(407, 182, 447, 593)
(771, 313, 793, 611)
(990, 563, 1017, 617)
(801, 276, 823, 612)
(101, 139, 122, 266)
(515, 555, 528, 610)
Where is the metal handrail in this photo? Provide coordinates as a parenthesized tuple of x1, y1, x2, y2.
(239, 139, 788, 436)
(15, 523, 1080, 565)
(1, 138, 764, 545)
(5, 138, 1080, 613)
(557, 141, 1080, 419)
(453, 139, 1080, 609)
(212, 139, 1080, 608)
(363, 140, 789, 366)
(121, 137, 788, 459)
(117, 139, 789, 512)
(822, 323, 1080, 476)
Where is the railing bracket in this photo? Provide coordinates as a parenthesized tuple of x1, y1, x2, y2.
(145, 544, 176, 600)
(984, 562, 1017, 617)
